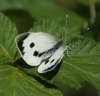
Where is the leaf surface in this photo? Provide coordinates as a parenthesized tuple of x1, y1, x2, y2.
(23, 19, 100, 89)
(0, 65, 62, 96)
(0, 12, 18, 64)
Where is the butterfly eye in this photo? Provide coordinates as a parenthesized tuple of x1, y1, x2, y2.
(30, 42, 35, 48)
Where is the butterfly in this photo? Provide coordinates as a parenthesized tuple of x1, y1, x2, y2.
(15, 32, 67, 73)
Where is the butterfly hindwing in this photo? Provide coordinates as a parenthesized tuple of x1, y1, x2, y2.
(15, 32, 58, 66)
(38, 40, 66, 73)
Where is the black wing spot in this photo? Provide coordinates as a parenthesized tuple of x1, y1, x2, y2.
(38, 52, 45, 57)
(34, 51, 39, 56)
(50, 59, 55, 63)
(30, 42, 35, 48)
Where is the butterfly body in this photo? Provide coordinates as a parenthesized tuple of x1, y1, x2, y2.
(15, 32, 66, 73)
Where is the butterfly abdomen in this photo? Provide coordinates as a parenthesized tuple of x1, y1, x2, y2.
(43, 38, 66, 59)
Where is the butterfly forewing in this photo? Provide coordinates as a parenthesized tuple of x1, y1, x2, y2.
(15, 32, 58, 66)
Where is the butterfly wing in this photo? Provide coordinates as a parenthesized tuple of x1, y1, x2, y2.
(15, 32, 58, 66)
(38, 42, 66, 73)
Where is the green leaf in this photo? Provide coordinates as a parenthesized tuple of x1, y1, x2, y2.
(54, 37, 100, 89)
(0, 65, 62, 96)
(21, 19, 100, 89)
(0, 12, 18, 64)
(0, 12, 62, 96)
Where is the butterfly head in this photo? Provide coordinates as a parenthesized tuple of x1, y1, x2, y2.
(61, 38, 67, 45)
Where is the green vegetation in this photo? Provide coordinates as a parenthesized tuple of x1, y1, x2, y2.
(0, 0, 100, 96)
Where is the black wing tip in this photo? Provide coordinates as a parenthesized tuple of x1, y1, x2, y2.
(15, 32, 30, 55)
(15, 32, 30, 43)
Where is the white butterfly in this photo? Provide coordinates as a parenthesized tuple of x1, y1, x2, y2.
(15, 32, 67, 73)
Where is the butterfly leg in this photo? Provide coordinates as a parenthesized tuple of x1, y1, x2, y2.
(65, 45, 73, 60)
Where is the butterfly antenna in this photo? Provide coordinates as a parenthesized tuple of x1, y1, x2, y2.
(83, 27, 89, 31)
(66, 15, 68, 29)
(64, 15, 68, 39)
(79, 28, 89, 33)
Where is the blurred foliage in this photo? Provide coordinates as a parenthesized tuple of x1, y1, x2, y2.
(0, 0, 99, 41)
(0, 0, 85, 32)
(77, 0, 99, 6)
(0, 0, 100, 96)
